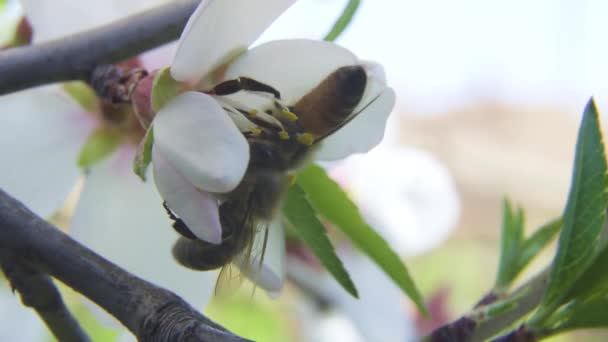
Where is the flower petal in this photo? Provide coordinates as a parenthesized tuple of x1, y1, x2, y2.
(222, 39, 358, 104)
(287, 253, 417, 342)
(171, 0, 296, 83)
(71, 146, 217, 309)
(342, 146, 460, 256)
(0, 87, 96, 217)
(153, 91, 249, 193)
(314, 87, 396, 161)
(235, 220, 285, 293)
(152, 147, 222, 244)
(21, 0, 170, 42)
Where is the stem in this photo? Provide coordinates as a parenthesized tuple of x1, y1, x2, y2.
(0, 0, 199, 96)
(0, 189, 248, 341)
(424, 270, 549, 342)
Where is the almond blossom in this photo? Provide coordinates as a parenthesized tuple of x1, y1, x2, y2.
(0, 0, 215, 323)
(151, 0, 396, 293)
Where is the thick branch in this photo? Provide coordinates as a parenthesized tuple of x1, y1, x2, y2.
(0, 0, 199, 95)
(0, 250, 90, 342)
(0, 189, 248, 341)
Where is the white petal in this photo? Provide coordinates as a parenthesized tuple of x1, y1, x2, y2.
(153, 91, 249, 193)
(152, 147, 222, 244)
(342, 146, 460, 256)
(223, 39, 358, 104)
(314, 88, 396, 161)
(171, 0, 296, 83)
(235, 220, 285, 293)
(71, 146, 217, 309)
(21, 0, 170, 42)
(0, 87, 96, 217)
(287, 253, 417, 342)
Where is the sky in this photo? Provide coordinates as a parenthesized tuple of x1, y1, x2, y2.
(259, 0, 608, 114)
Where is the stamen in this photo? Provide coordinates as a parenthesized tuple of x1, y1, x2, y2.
(249, 109, 258, 117)
(278, 131, 290, 140)
(297, 133, 315, 146)
(281, 109, 298, 121)
(287, 174, 297, 185)
(249, 127, 263, 136)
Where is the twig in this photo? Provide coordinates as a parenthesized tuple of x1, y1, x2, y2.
(0, 0, 199, 96)
(424, 270, 549, 342)
(0, 250, 90, 342)
(0, 188, 248, 341)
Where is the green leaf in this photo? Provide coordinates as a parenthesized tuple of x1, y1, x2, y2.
(77, 127, 122, 169)
(323, 0, 361, 42)
(530, 98, 608, 326)
(132, 127, 154, 181)
(542, 296, 608, 335)
(151, 67, 180, 112)
(495, 198, 525, 289)
(565, 241, 608, 302)
(62, 81, 100, 113)
(516, 217, 562, 272)
(283, 183, 358, 298)
(296, 164, 427, 315)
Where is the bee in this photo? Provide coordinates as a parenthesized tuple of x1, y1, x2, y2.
(164, 65, 369, 280)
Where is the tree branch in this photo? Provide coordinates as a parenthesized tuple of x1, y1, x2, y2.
(0, 250, 90, 342)
(0, 188, 248, 341)
(0, 0, 200, 96)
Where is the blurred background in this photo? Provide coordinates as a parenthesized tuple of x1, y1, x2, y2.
(2, 0, 608, 341)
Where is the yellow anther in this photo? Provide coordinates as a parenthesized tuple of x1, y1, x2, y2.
(287, 174, 297, 185)
(281, 109, 298, 121)
(249, 127, 262, 136)
(249, 109, 258, 117)
(278, 131, 290, 140)
(297, 133, 315, 146)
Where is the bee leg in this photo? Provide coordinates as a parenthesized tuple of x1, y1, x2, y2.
(162, 201, 197, 240)
(207, 77, 281, 99)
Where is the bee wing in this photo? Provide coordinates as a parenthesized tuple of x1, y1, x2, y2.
(215, 225, 270, 297)
(314, 91, 383, 143)
(214, 262, 246, 297)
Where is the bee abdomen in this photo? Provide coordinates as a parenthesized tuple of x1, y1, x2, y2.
(293, 65, 367, 137)
(172, 237, 231, 271)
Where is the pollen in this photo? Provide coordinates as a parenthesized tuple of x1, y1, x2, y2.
(278, 131, 290, 140)
(287, 174, 297, 185)
(281, 109, 298, 121)
(249, 109, 258, 117)
(297, 133, 314, 146)
(249, 127, 262, 136)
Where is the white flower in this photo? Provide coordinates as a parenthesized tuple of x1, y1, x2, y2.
(0, 0, 214, 328)
(151, 0, 396, 293)
(332, 143, 461, 256)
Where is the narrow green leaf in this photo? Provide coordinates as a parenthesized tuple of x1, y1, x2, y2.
(531, 98, 608, 325)
(544, 297, 608, 334)
(151, 67, 180, 112)
(296, 164, 427, 315)
(495, 198, 525, 288)
(77, 127, 122, 169)
(62, 81, 100, 113)
(132, 127, 154, 181)
(323, 0, 361, 42)
(516, 217, 562, 272)
(283, 184, 358, 298)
